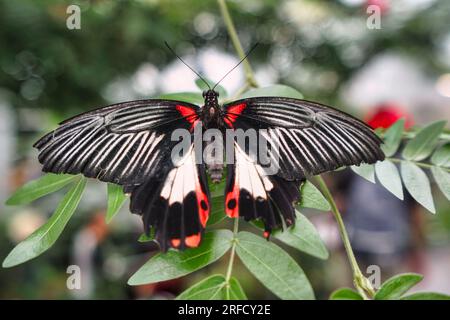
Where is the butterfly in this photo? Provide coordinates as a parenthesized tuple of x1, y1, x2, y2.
(33, 84, 385, 251)
(33, 44, 384, 251)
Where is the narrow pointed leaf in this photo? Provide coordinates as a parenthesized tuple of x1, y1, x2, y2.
(381, 119, 405, 157)
(330, 288, 363, 300)
(240, 85, 303, 99)
(227, 277, 247, 300)
(3, 177, 86, 268)
(401, 161, 435, 213)
(401, 292, 450, 300)
(402, 121, 446, 161)
(6, 173, 77, 206)
(431, 142, 450, 167)
(106, 183, 127, 223)
(271, 211, 329, 259)
(236, 231, 314, 300)
(128, 230, 233, 285)
(431, 166, 450, 200)
(207, 196, 226, 226)
(375, 273, 423, 300)
(351, 163, 376, 183)
(176, 275, 227, 300)
(375, 160, 404, 200)
(299, 181, 331, 211)
(176, 275, 247, 300)
(158, 92, 203, 105)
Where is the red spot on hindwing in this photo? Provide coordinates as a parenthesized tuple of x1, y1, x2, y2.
(225, 180, 239, 218)
(176, 105, 199, 129)
(185, 233, 201, 248)
(194, 169, 209, 228)
(224, 103, 246, 128)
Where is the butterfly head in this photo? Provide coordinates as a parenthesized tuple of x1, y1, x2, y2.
(201, 90, 220, 126)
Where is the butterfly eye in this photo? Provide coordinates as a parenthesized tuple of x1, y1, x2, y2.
(202, 91, 207, 97)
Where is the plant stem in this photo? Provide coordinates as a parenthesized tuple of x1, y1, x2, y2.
(217, 0, 258, 88)
(315, 175, 375, 299)
(225, 217, 239, 283)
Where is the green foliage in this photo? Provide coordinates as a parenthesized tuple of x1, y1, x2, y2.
(106, 183, 127, 223)
(330, 288, 363, 300)
(351, 163, 375, 183)
(299, 181, 331, 211)
(176, 275, 247, 300)
(381, 119, 405, 157)
(3, 177, 86, 267)
(158, 92, 204, 105)
(6, 173, 77, 206)
(375, 160, 404, 200)
(235, 231, 314, 300)
(402, 121, 447, 161)
(128, 230, 233, 285)
(351, 119, 449, 213)
(374, 273, 423, 300)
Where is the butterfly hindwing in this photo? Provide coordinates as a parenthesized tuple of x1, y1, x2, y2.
(128, 143, 210, 251)
(225, 141, 302, 237)
(222, 97, 385, 181)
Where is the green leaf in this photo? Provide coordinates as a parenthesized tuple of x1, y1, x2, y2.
(239, 85, 303, 99)
(137, 232, 154, 243)
(177, 275, 227, 300)
(401, 161, 435, 213)
(271, 211, 329, 259)
(176, 275, 247, 300)
(431, 142, 450, 167)
(207, 196, 226, 226)
(128, 230, 233, 285)
(227, 277, 247, 300)
(330, 288, 363, 300)
(381, 119, 405, 157)
(374, 273, 423, 300)
(299, 181, 331, 211)
(236, 231, 314, 300)
(375, 160, 404, 200)
(3, 177, 86, 268)
(401, 292, 450, 300)
(6, 173, 77, 206)
(106, 183, 127, 223)
(402, 121, 446, 161)
(431, 166, 450, 201)
(351, 164, 376, 183)
(195, 78, 227, 98)
(158, 92, 203, 105)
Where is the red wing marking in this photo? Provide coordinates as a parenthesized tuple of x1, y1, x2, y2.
(185, 233, 201, 248)
(176, 105, 199, 129)
(224, 103, 246, 128)
(171, 238, 181, 248)
(225, 180, 239, 218)
(195, 175, 209, 227)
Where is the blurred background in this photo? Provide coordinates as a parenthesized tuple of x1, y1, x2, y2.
(0, 0, 449, 299)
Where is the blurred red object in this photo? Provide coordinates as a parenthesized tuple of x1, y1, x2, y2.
(365, 103, 414, 129)
(365, 0, 390, 14)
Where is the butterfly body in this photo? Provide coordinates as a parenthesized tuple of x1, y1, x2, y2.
(34, 88, 384, 251)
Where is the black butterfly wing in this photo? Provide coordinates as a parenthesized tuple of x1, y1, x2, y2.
(222, 97, 385, 181)
(221, 96, 384, 236)
(225, 141, 301, 237)
(34, 99, 209, 250)
(126, 142, 210, 251)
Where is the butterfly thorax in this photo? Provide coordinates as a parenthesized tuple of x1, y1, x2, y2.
(201, 89, 221, 129)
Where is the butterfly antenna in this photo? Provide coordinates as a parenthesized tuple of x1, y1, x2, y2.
(212, 42, 259, 90)
(164, 41, 211, 90)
